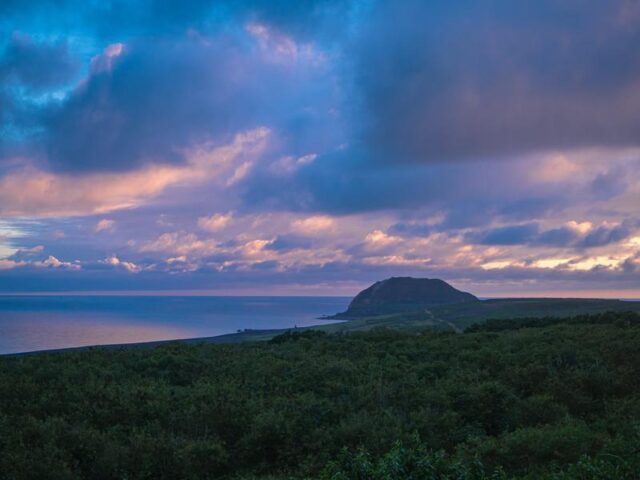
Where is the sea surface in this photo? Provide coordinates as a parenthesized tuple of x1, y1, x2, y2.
(0, 296, 350, 354)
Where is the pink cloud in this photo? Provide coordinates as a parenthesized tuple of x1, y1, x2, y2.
(0, 128, 270, 217)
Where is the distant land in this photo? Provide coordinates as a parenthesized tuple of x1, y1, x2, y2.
(9, 277, 640, 355)
(321, 277, 640, 333)
(332, 277, 478, 318)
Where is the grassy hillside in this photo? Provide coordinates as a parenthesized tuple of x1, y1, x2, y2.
(426, 297, 640, 329)
(1, 311, 640, 479)
(207, 298, 640, 345)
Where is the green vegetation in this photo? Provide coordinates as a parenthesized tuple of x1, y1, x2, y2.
(311, 297, 640, 338)
(1, 311, 640, 479)
(425, 297, 640, 330)
(220, 297, 640, 344)
(328, 278, 640, 331)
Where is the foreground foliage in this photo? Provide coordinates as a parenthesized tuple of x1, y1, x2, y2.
(1, 311, 639, 479)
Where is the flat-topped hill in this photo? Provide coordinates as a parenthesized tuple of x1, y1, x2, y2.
(335, 277, 478, 318)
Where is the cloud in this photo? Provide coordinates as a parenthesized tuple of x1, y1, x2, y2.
(0, 127, 269, 217)
(363, 230, 401, 249)
(388, 222, 432, 237)
(354, 1, 640, 163)
(471, 223, 540, 246)
(266, 234, 313, 252)
(0, 33, 79, 90)
(101, 255, 140, 273)
(140, 232, 218, 257)
(14, 245, 44, 254)
(0, 0, 352, 45)
(6, 244, 45, 261)
(621, 253, 640, 273)
(290, 215, 336, 235)
(269, 153, 317, 175)
(242, 146, 632, 221)
(1, 0, 640, 296)
(198, 212, 233, 232)
(94, 219, 115, 233)
(0, 255, 80, 271)
(39, 29, 334, 173)
(42, 255, 80, 270)
(467, 220, 638, 248)
(535, 226, 581, 247)
(578, 220, 639, 248)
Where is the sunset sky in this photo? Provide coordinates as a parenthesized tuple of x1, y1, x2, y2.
(1, 1, 640, 297)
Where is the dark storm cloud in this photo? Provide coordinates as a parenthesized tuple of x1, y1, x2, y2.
(45, 38, 251, 171)
(0, 34, 79, 90)
(470, 223, 540, 246)
(8, 0, 640, 179)
(267, 235, 314, 252)
(241, 146, 592, 229)
(6, 1, 640, 174)
(621, 253, 640, 274)
(388, 222, 432, 237)
(1, 0, 347, 172)
(0, 0, 349, 41)
(355, 0, 640, 163)
(0, 35, 79, 156)
(467, 220, 639, 248)
(535, 226, 581, 247)
(578, 220, 639, 248)
(43, 33, 336, 172)
(590, 169, 630, 199)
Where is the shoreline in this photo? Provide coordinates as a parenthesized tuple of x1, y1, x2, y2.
(3, 327, 290, 357)
(4, 296, 640, 357)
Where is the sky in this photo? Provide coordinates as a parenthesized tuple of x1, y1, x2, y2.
(1, 0, 640, 297)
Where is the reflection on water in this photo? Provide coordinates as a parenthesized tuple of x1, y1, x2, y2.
(0, 296, 349, 354)
(1, 312, 193, 354)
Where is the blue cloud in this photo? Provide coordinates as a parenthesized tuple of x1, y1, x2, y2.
(354, 1, 640, 163)
(39, 31, 338, 172)
(0, 34, 79, 90)
(267, 235, 314, 252)
(466, 220, 638, 249)
(535, 227, 580, 247)
(388, 222, 432, 237)
(469, 223, 540, 246)
(579, 221, 638, 248)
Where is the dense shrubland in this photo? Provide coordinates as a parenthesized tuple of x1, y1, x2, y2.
(1, 311, 639, 479)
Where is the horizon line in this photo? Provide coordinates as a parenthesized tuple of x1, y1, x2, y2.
(0, 289, 639, 301)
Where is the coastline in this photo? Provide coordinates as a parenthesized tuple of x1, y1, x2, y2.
(4, 327, 289, 357)
(0, 295, 350, 356)
(5, 296, 640, 356)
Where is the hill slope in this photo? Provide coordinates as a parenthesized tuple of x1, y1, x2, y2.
(318, 297, 640, 335)
(334, 277, 478, 318)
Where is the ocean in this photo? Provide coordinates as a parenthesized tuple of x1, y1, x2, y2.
(0, 295, 350, 354)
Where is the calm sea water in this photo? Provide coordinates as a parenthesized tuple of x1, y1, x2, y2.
(0, 296, 350, 354)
